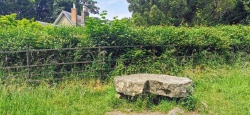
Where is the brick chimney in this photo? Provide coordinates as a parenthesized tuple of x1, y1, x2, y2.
(81, 5, 89, 26)
(71, 2, 77, 25)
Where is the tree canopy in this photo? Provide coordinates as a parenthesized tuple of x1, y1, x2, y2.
(127, 0, 250, 26)
(0, 0, 99, 22)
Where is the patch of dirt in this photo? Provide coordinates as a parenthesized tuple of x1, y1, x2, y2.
(106, 109, 200, 115)
(106, 111, 167, 115)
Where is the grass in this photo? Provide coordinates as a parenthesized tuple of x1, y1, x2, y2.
(0, 78, 115, 115)
(190, 64, 250, 115)
(0, 62, 250, 115)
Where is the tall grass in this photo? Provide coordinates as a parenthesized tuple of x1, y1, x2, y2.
(191, 65, 250, 114)
(0, 78, 115, 115)
(1, 61, 250, 114)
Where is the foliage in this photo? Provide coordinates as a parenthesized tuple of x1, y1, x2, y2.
(0, 0, 36, 20)
(221, 1, 250, 24)
(86, 11, 134, 46)
(0, 13, 18, 27)
(180, 86, 196, 110)
(0, 0, 99, 22)
(0, 14, 87, 50)
(127, 0, 250, 26)
(1, 13, 250, 78)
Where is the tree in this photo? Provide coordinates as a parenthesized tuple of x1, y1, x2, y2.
(149, 5, 165, 25)
(34, 0, 54, 22)
(194, 0, 238, 25)
(0, 0, 99, 22)
(0, 0, 36, 19)
(127, 0, 196, 26)
(220, 1, 249, 24)
(127, 0, 249, 26)
(52, 0, 99, 22)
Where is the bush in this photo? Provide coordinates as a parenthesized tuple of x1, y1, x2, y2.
(0, 14, 87, 50)
(1, 13, 250, 79)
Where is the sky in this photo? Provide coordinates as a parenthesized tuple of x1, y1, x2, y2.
(90, 0, 132, 20)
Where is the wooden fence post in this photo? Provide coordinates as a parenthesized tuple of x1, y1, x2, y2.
(26, 48, 31, 79)
(98, 45, 103, 78)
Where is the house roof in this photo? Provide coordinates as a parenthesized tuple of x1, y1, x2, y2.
(37, 21, 51, 26)
(53, 10, 83, 26)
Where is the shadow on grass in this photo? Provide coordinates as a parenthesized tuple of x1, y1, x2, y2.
(112, 93, 196, 111)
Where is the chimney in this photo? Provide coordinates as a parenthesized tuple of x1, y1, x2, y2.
(71, 2, 77, 25)
(81, 5, 89, 26)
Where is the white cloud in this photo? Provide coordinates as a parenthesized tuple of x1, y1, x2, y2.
(105, 0, 120, 4)
(99, 0, 124, 5)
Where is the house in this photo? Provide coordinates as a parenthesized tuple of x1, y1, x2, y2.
(53, 3, 89, 26)
(37, 21, 51, 26)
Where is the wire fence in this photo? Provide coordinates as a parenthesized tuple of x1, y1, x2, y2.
(1, 46, 107, 79)
(1, 45, 247, 80)
(0, 45, 162, 80)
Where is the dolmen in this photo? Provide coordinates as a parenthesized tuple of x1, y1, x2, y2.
(114, 74, 193, 98)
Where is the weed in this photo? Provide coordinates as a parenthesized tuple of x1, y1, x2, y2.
(180, 94, 196, 110)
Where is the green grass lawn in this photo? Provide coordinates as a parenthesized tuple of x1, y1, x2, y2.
(191, 65, 250, 115)
(0, 63, 250, 115)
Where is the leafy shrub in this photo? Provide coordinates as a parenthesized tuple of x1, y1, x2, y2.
(0, 13, 87, 50)
(1, 13, 250, 79)
(85, 11, 135, 46)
